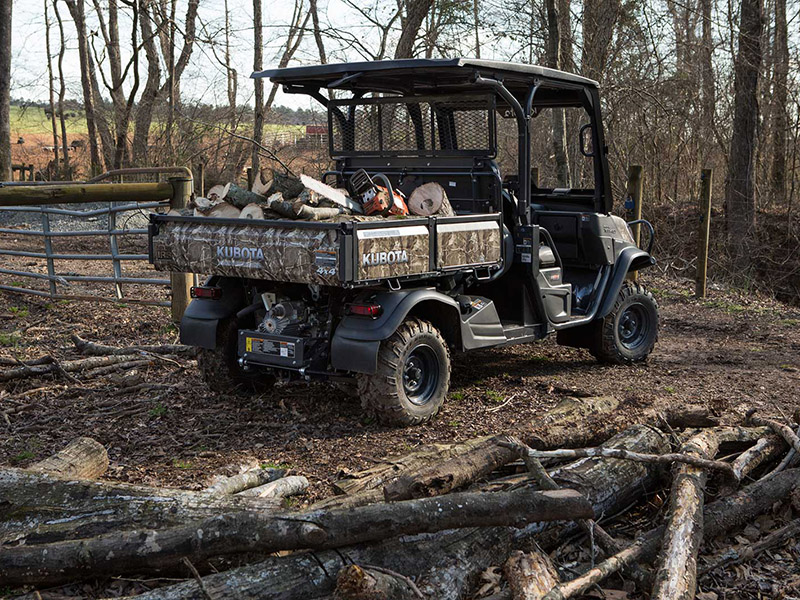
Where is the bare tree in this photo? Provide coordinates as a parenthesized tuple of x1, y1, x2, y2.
(309, 0, 328, 64)
(580, 0, 622, 82)
(546, 0, 570, 186)
(253, 0, 264, 177)
(265, 2, 311, 113)
(725, 0, 765, 269)
(45, 0, 61, 176)
(769, 0, 789, 204)
(0, 0, 13, 181)
(53, 0, 71, 178)
(394, 0, 435, 58)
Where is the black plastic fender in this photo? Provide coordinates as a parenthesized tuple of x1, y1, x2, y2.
(595, 246, 656, 319)
(179, 277, 246, 349)
(331, 288, 461, 375)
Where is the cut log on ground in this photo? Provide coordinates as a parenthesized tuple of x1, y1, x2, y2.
(523, 396, 621, 449)
(650, 428, 720, 600)
(122, 425, 667, 600)
(0, 353, 145, 381)
(727, 434, 786, 488)
(334, 565, 423, 600)
(71, 335, 196, 357)
(503, 548, 560, 600)
(205, 467, 286, 496)
(542, 467, 800, 600)
(237, 475, 309, 498)
(0, 488, 592, 586)
(663, 407, 720, 428)
(0, 467, 281, 546)
(27, 437, 108, 479)
(383, 434, 518, 501)
(746, 410, 800, 454)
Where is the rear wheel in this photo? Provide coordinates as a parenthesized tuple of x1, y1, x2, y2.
(357, 318, 450, 426)
(591, 281, 658, 364)
(198, 317, 275, 393)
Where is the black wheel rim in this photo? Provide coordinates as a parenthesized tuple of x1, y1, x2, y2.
(618, 303, 650, 351)
(402, 344, 439, 406)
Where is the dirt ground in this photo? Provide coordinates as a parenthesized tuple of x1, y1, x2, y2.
(1, 262, 799, 598)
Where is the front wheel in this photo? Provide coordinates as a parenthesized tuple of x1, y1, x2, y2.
(357, 318, 451, 427)
(591, 281, 658, 364)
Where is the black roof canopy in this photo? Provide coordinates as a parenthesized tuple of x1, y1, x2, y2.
(252, 58, 599, 98)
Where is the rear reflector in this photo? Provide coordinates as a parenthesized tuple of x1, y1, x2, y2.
(191, 286, 223, 300)
(348, 303, 382, 318)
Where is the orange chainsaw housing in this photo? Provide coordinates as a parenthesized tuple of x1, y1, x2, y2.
(362, 186, 409, 217)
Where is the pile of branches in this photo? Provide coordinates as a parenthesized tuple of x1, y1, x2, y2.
(3, 396, 800, 600)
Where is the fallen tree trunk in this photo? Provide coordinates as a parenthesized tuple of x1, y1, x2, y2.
(728, 434, 786, 488)
(746, 411, 800, 454)
(27, 437, 108, 479)
(0, 467, 281, 546)
(205, 467, 285, 496)
(71, 335, 196, 357)
(383, 435, 518, 501)
(542, 467, 800, 600)
(650, 428, 720, 600)
(125, 425, 667, 600)
(503, 548, 559, 600)
(0, 488, 592, 586)
(0, 353, 143, 381)
(334, 565, 423, 600)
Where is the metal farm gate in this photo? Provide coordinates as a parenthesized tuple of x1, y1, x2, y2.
(0, 168, 195, 319)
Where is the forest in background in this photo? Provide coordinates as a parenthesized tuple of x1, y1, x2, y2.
(0, 0, 798, 301)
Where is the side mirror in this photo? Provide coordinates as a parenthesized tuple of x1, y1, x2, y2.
(579, 123, 594, 157)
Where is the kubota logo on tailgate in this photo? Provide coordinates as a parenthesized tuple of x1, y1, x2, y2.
(362, 249, 409, 267)
(217, 245, 264, 261)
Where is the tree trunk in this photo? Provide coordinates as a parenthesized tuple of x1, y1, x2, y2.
(27, 437, 108, 479)
(546, 0, 570, 187)
(53, 0, 71, 178)
(44, 0, 60, 175)
(0, 467, 280, 546)
(699, 0, 715, 156)
(650, 429, 720, 600)
(580, 0, 621, 82)
(769, 0, 789, 204)
(0, 0, 12, 181)
(724, 0, 764, 270)
(394, 0, 435, 58)
(132, 0, 161, 165)
(0, 488, 591, 587)
(252, 0, 264, 177)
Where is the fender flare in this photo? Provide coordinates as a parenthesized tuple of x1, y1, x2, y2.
(331, 288, 461, 375)
(596, 246, 656, 319)
(179, 277, 246, 349)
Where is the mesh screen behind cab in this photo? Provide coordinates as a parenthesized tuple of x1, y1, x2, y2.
(329, 95, 495, 157)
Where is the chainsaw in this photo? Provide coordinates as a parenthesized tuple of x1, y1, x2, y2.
(349, 169, 409, 217)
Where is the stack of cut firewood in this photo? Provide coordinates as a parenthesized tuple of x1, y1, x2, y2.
(181, 169, 454, 222)
(2, 396, 799, 600)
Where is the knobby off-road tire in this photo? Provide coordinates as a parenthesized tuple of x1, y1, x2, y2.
(591, 281, 659, 364)
(357, 318, 451, 427)
(197, 318, 275, 394)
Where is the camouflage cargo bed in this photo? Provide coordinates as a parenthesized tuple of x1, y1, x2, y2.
(149, 213, 503, 287)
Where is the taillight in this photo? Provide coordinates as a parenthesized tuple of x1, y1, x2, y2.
(191, 286, 223, 300)
(348, 303, 383, 318)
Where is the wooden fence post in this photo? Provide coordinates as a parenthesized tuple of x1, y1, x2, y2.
(197, 163, 205, 197)
(695, 169, 713, 298)
(626, 165, 644, 282)
(169, 177, 194, 322)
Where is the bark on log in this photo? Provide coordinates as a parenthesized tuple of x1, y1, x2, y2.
(266, 191, 302, 219)
(122, 425, 666, 600)
(262, 170, 305, 199)
(239, 203, 266, 219)
(0, 488, 592, 586)
(71, 334, 196, 357)
(27, 437, 108, 479)
(237, 475, 309, 498)
(0, 467, 280, 546)
(728, 434, 786, 486)
(663, 407, 720, 429)
(222, 183, 269, 209)
(503, 548, 560, 600)
(293, 201, 349, 221)
(383, 435, 518, 501)
(542, 467, 800, 600)
(523, 396, 621, 449)
(334, 565, 423, 600)
(205, 467, 286, 495)
(650, 428, 720, 600)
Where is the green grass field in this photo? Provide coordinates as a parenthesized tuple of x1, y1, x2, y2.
(10, 105, 88, 136)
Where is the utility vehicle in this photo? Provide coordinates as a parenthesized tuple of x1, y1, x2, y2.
(149, 58, 658, 426)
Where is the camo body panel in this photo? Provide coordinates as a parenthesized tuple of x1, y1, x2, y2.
(356, 225, 431, 280)
(152, 221, 342, 285)
(436, 220, 502, 269)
